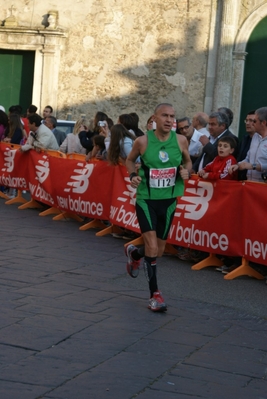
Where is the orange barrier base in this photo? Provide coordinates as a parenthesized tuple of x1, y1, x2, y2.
(18, 199, 44, 209)
(224, 257, 265, 280)
(5, 190, 28, 205)
(52, 211, 83, 222)
(191, 253, 223, 270)
(39, 207, 61, 217)
(164, 243, 179, 255)
(0, 191, 10, 200)
(80, 219, 109, 232)
(95, 223, 124, 236)
(123, 235, 144, 247)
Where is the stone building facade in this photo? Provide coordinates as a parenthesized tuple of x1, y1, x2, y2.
(0, 0, 266, 133)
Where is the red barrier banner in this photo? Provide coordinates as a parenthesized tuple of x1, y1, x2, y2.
(0, 143, 266, 265)
(0, 144, 29, 191)
(239, 181, 267, 265)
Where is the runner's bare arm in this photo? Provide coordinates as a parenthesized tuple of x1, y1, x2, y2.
(177, 134, 192, 172)
(126, 136, 147, 175)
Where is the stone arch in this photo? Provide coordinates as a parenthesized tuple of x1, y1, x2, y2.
(231, 3, 267, 134)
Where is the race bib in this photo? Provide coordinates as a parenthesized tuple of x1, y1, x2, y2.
(149, 167, 177, 188)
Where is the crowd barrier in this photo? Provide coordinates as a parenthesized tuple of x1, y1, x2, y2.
(0, 142, 266, 280)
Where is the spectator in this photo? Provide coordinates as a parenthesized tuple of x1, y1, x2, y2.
(0, 109, 8, 141)
(43, 105, 53, 119)
(198, 136, 238, 274)
(177, 116, 203, 163)
(21, 114, 59, 152)
(192, 112, 209, 137)
(59, 118, 87, 154)
(129, 112, 145, 137)
(118, 113, 136, 135)
(44, 115, 67, 146)
(146, 115, 154, 132)
(79, 111, 108, 153)
(25, 105, 38, 135)
(229, 107, 267, 182)
(8, 105, 27, 138)
(3, 114, 24, 144)
(218, 107, 234, 128)
(27, 104, 38, 117)
(192, 111, 238, 173)
(198, 136, 238, 180)
(107, 124, 136, 166)
(86, 135, 106, 161)
(237, 110, 256, 180)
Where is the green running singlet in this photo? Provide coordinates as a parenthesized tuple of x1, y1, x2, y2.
(136, 130, 184, 200)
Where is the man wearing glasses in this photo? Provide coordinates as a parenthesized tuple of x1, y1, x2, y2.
(229, 107, 267, 182)
(236, 110, 256, 180)
(177, 117, 203, 163)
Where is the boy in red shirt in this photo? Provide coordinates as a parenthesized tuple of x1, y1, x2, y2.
(198, 136, 237, 180)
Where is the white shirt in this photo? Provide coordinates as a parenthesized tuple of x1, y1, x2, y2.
(198, 127, 209, 137)
(188, 129, 203, 158)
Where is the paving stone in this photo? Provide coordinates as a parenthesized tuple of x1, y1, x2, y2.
(184, 341, 267, 378)
(45, 369, 152, 399)
(1, 203, 267, 399)
(0, 380, 49, 399)
(0, 343, 37, 369)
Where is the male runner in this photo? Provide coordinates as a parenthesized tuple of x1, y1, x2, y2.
(125, 103, 192, 312)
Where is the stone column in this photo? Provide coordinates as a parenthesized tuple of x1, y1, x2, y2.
(231, 51, 247, 135)
(203, 0, 223, 115)
(40, 33, 63, 113)
(212, 0, 240, 116)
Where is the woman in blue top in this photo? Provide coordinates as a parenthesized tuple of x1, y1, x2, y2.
(107, 124, 136, 165)
(3, 114, 24, 144)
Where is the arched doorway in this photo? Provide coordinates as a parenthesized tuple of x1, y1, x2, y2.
(0, 26, 66, 115)
(239, 16, 267, 137)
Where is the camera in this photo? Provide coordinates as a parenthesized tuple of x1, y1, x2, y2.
(261, 171, 267, 182)
(98, 121, 106, 127)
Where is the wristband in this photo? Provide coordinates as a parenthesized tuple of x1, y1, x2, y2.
(129, 172, 137, 181)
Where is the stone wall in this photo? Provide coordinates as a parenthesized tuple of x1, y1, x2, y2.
(56, 0, 213, 127)
(0, 0, 266, 129)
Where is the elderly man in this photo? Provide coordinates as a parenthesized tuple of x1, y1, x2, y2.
(192, 112, 209, 137)
(21, 114, 59, 152)
(192, 111, 238, 173)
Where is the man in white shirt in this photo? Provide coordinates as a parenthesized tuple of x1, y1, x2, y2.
(177, 117, 203, 162)
(229, 107, 267, 182)
(192, 112, 209, 137)
(21, 114, 59, 152)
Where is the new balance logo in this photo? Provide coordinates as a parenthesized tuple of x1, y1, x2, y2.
(116, 177, 136, 206)
(176, 179, 213, 220)
(1, 147, 16, 173)
(35, 156, 50, 183)
(64, 163, 94, 194)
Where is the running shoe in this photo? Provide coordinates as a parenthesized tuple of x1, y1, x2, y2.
(125, 244, 140, 278)
(148, 291, 167, 312)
